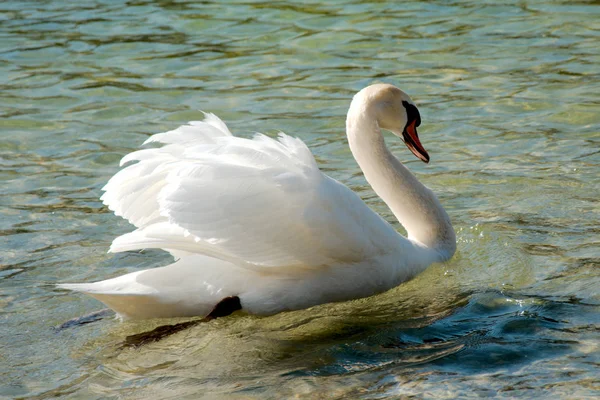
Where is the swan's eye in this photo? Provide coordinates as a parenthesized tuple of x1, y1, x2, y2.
(402, 101, 421, 127)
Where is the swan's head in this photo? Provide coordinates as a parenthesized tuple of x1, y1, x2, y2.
(356, 83, 430, 163)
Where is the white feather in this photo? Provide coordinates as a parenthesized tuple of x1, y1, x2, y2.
(104, 118, 399, 270)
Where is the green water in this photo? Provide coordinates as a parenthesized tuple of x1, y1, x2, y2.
(1, 0, 599, 398)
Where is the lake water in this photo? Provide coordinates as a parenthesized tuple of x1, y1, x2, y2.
(1, 0, 599, 398)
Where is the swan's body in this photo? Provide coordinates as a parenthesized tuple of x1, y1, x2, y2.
(59, 84, 456, 320)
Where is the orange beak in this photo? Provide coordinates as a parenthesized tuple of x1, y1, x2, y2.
(402, 119, 429, 163)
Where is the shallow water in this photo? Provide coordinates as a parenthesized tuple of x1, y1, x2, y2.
(1, 0, 599, 398)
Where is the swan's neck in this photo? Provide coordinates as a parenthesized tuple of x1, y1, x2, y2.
(346, 103, 456, 263)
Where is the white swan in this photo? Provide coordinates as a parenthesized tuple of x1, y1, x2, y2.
(59, 84, 456, 320)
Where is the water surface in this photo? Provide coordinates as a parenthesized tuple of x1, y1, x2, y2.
(1, 0, 599, 398)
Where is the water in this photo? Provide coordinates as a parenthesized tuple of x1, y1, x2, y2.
(1, 0, 599, 398)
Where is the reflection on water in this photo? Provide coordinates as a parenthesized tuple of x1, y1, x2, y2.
(1, 0, 599, 398)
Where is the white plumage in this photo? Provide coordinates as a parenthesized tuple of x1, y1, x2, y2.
(59, 84, 456, 320)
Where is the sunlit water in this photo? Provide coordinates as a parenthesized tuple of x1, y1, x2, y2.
(1, 0, 599, 398)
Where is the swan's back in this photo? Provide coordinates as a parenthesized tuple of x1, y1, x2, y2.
(102, 114, 405, 273)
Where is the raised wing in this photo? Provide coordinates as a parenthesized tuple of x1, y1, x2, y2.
(102, 114, 400, 271)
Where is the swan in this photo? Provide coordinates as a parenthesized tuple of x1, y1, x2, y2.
(59, 84, 456, 320)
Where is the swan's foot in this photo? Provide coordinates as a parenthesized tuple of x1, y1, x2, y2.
(121, 296, 242, 348)
(53, 308, 113, 331)
(205, 295, 242, 320)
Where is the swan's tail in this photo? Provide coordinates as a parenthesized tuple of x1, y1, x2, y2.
(57, 271, 175, 320)
(58, 255, 247, 320)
